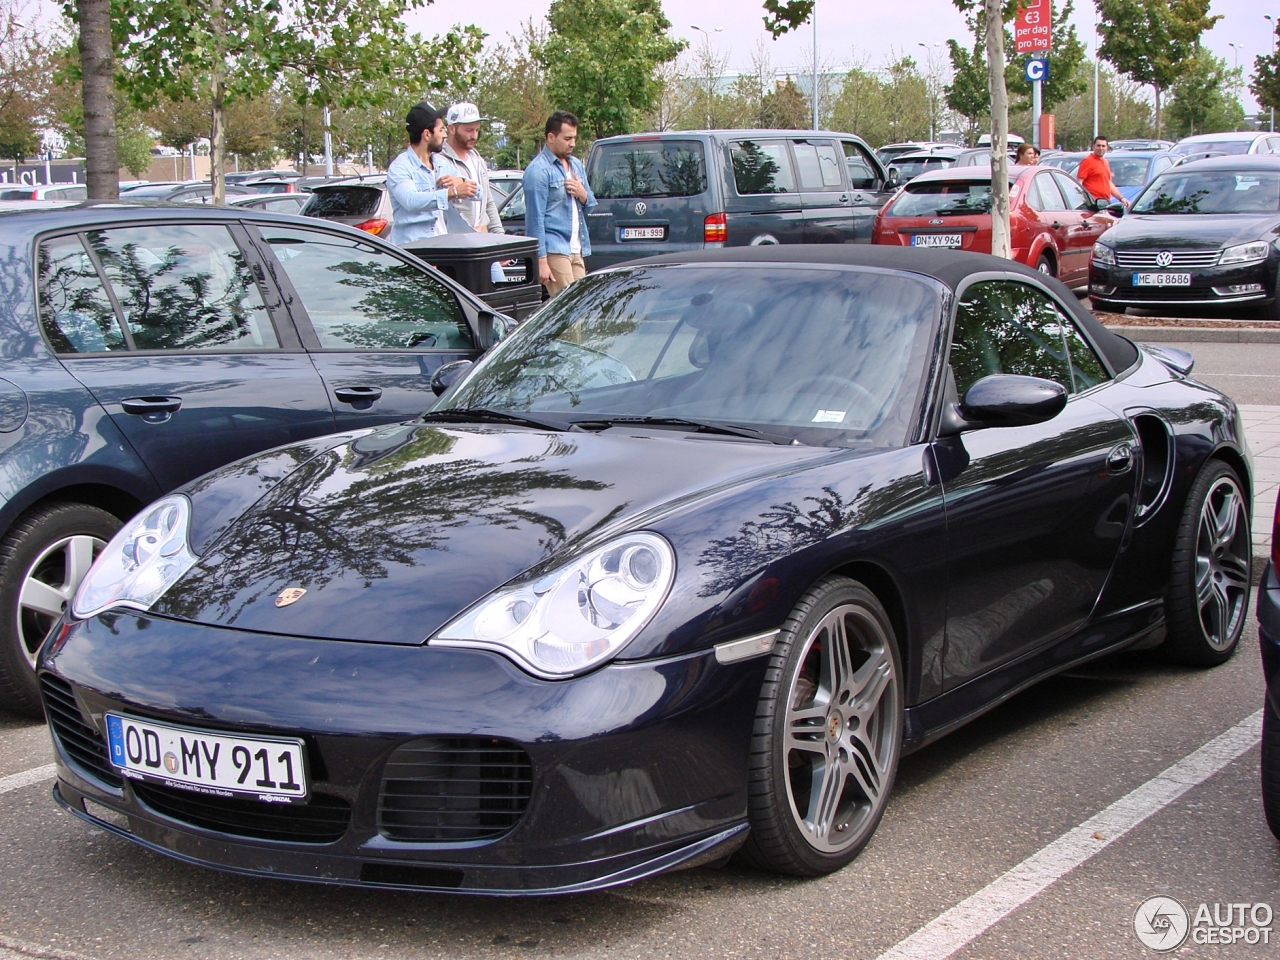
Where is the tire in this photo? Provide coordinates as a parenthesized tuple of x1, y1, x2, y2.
(1163, 461, 1250, 666)
(0, 503, 120, 717)
(739, 576, 903, 876)
(1263, 695, 1280, 841)
(1035, 253, 1055, 277)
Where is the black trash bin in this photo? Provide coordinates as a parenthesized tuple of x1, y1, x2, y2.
(402, 233, 544, 321)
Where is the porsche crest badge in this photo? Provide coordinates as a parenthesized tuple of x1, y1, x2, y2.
(275, 588, 307, 608)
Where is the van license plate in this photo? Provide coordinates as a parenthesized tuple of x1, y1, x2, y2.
(105, 713, 308, 803)
(621, 227, 665, 240)
(1133, 272, 1191, 286)
(912, 234, 963, 248)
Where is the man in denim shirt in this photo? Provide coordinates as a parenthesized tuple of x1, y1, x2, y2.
(387, 102, 470, 246)
(523, 111, 597, 297)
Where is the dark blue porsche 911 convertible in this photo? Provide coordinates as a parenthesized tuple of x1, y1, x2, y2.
(40, 246, 1252, 894)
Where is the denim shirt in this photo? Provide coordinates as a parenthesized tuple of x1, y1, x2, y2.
(387, 147, 459, 246)
(522, 147, 597, 258)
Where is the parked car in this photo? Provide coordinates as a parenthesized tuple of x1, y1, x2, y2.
(41, 245, 1250, 894)
(1171, 131, 1280, 158)
(873, 163, 1113, 286)
(0, 204, 511, 716)
(583, 130, 898, 270)
(1260, 492, 1280, 840)
(239, 178, 306, 195)
(119, 181, 255, 203)
(225, 193, 310, 215)
(954, 146, 1021, 167)
(1109, 139, 1175, 152)
(1089, 156, 1280, 317)
(487, 169, 524, 201)
(299, 175, 391, 237)
(497, 182, 525, 236)
(1038, 151, 1089, 175)
(1103, 151, 1180, 202)
(0, 184, 88, 202)
(887, 151, 956, 182)
(224, 170, 300, 185)
(876, 141, 958, 166)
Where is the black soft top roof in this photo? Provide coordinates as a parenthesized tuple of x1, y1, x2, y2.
(625, 245, 1139, 373)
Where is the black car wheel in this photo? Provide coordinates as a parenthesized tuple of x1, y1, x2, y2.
(1264, 695, 1280, 841)
(0, 503, 119, 716)
(1164, 461, 1250, 666)
(740, 576, 903, 876)
(1035, 254, 1055, 277)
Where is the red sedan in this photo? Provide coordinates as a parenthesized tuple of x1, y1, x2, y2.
(872, 165, 1114, 286)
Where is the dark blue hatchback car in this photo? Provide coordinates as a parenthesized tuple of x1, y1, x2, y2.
(0, 204, 504, 715)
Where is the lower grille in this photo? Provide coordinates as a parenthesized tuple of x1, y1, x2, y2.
(1115, 286, 1222, 302)
(132, 782, 350, 843)
(40, 674, 122, 788)
(378, 737, 532, 842)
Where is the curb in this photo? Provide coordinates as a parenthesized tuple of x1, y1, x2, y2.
(1108, 326, 1280, 344)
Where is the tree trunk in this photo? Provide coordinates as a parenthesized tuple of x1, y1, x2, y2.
(209, 0, 226, 204)
(76, 0, 118, 199)
(985, 0, 1011, 260)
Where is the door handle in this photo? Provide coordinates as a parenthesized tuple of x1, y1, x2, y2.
(1107, 443, 1133, 474)
(120, 396, 182, 421)
(333, 385, 383, 407)
(839, 194, 850, 204)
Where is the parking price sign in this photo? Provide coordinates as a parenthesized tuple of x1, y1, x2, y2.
(1015, 0, 1052, 55)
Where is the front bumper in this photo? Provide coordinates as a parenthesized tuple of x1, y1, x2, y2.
(1089, 253, 1277, 307)
(40, 611, 766, 895)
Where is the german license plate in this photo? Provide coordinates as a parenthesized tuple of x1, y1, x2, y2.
(105, 713, 308, 803)
(1133, 272, 1191, 286)
(912, 234, 963, 248)
(620, 226, 665, 240)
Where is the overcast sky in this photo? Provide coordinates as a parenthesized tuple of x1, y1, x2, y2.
(409, 0, 1269, 113)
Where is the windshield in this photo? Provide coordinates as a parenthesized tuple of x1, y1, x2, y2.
(440, 265, 941, 447)
(1107, 157, 1152, 187)
(1171, 140, 1252, 156)
(1131, 171, 1280, 214)
(886, 180, 996, 217)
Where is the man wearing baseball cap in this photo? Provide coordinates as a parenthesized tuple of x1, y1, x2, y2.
(386, 101, 469, 245)
(442, 102, 502, 234)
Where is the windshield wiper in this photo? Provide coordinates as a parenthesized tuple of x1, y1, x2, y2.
(575, 415, 795, 445)
(421, 408, 579, 432)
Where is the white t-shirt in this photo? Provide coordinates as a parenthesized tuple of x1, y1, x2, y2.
(569, 183, 581, 255)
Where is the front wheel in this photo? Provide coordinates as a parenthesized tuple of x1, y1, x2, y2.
(1164, 461, 1250, 666)
(0, 503, 120, 716)
(1035, 253, 1055, 277)
(739, 577, 903, 876)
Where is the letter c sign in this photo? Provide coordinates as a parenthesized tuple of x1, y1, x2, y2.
(1025, 58, 1050, 83)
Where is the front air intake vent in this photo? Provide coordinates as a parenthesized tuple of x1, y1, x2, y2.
(40, 674, 122, 788)
(378, 737, 532, 842)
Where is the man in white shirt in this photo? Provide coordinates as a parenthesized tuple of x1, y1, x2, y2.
(441, 102, 503, 234)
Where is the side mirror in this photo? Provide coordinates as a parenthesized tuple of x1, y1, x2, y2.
(431, 359, 474, 396)
(1106, 201, 1126, 217)
(959, 374, 1067, 428)
(885, 167, 902, 190)
(475, 310, 514, 349)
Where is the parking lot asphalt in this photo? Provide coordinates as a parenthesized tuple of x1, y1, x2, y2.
(0, 340, 1275, 960)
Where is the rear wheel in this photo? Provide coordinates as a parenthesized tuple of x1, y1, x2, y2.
(0, 503, 119, 716)
(1263, 695, 1280, 841)
(1164, 461, 1250, 666)
(739, 577, 903, 876)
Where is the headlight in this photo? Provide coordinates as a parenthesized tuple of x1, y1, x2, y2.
(1092, 243, 1116, 265)
(1219, 241, 1270, 265)
(72, 495, 198, 620)
(433, 532, 675, 678)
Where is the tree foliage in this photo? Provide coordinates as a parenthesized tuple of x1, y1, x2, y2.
(1097, 0, 1220, 138)
(761, 0, 814, 38)
(0, 0, 50, 161)
(1251, 23, 1280, 115)
(538, 0, 685, 141)
(1165, 52, 1244, 137)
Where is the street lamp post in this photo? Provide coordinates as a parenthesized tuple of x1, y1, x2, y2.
(918, 42, 941, 142)
(690, 24, 723, 129)
(1268, 16, 1277, 133)
(812, 3, 819, 130)
(1228, 42, 1240, 70)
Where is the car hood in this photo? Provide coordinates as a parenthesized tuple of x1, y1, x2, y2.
(152, 423, 832, 644)
(1105, 213, 1280, 249)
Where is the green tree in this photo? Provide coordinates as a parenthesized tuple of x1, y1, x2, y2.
(1097, 0, 1220, 139)
(761, 0, 813, 38)
(760, 75, 810, 129)
(468, 21, 550, 168)
(1250, 23, 1280, 117)
(0, 0, 50, 162)
(830, 64, 891, 145)
(946, 36, 990, 144)
(1165, 52, 1244, 137)
(537, 0, 685, 141)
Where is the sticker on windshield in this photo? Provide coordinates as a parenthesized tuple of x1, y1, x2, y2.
(812, 410, 846, 423)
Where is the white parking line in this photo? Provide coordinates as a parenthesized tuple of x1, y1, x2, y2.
(0, 764, 55, 795)
(875, 710, 1264, 960)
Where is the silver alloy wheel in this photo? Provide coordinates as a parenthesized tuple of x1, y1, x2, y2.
(16, 534, 104, 667)
(1037, 258, 1053, 274)
(1195, 475, 1250, 650)
(783, 603, 898, 853)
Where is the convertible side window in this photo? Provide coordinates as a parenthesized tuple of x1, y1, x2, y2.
(951, 281, 1110, 396)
